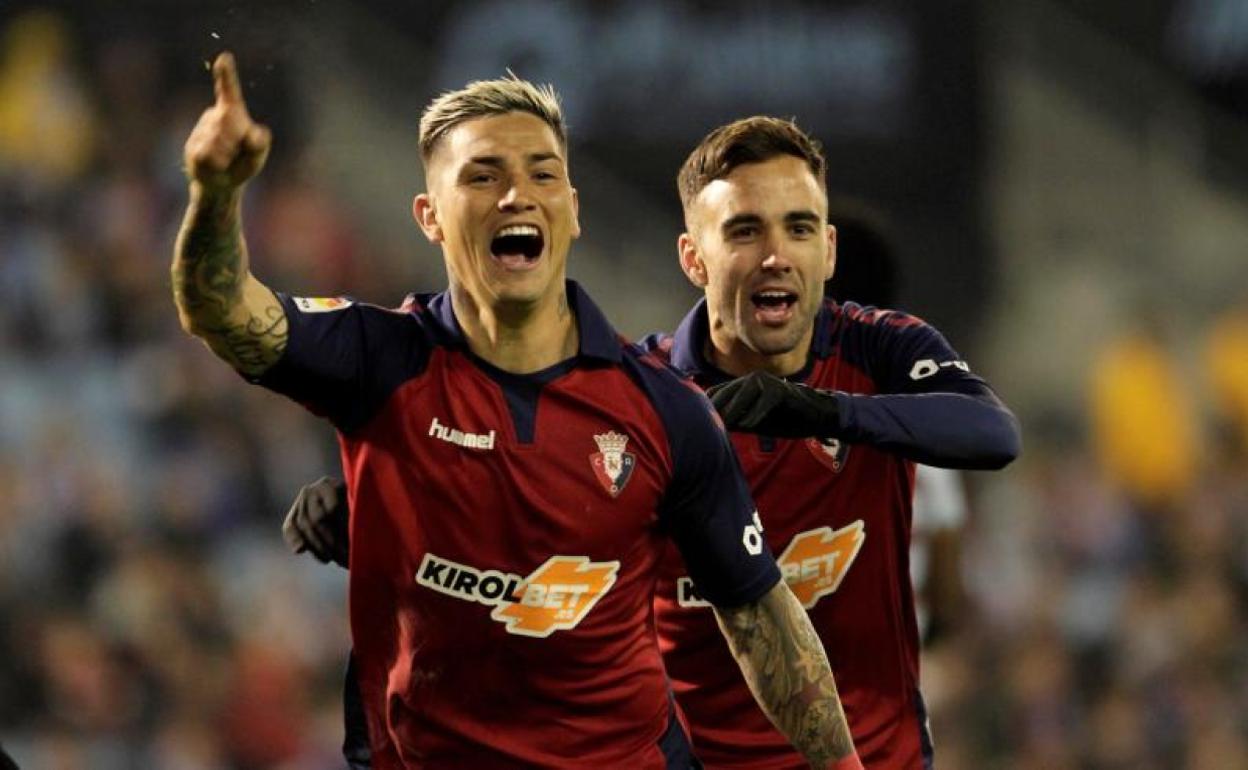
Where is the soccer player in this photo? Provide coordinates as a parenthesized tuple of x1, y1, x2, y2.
(658, 118, 1019, 767)
(290, 118, 1020, 768)
(173, 53, 860, 768)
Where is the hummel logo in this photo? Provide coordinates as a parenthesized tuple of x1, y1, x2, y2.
(428, 417, 496, 450)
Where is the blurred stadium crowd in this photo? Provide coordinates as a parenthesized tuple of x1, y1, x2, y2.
(2, 6, 1248, 769)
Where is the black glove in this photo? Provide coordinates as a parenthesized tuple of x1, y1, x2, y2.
(283, 476, 350, 568)
(706, 370, 841, 438)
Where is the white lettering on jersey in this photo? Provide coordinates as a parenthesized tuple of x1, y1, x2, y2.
(909, 358, 970, 380)
(741, 510, 765, 555)
(428, 416, 497, 450)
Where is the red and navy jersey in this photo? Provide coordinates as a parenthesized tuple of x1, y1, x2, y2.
(255, 282, 780, 769)
(643, 299, 1018, 770)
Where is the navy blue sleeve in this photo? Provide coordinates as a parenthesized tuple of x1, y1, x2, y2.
(253, 293, 432, 434)
(623, 350, 782, 607)
(834, 309, 1021, 470)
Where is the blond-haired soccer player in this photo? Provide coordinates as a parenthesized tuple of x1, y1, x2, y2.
(174, 54, 860, 769)
(293, 116, 1019, 769)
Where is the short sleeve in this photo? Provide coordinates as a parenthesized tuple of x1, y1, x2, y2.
(655, 384, 781, 608)
(254, 293, 432, 433)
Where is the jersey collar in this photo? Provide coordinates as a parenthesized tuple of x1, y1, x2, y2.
(426, 280, 621, 364)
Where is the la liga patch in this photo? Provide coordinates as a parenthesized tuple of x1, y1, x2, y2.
(293, 296, 353, 313)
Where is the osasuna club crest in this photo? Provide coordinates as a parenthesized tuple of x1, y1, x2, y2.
(590, 431, 636, 497)
(807, 436, 850, 473)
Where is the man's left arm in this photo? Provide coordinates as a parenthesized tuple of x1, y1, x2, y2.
(713, 580, 861, 769)
(709, 312, 1021, 469)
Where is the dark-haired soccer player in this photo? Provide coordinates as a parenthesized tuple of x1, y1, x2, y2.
(173, 53, 859, 768)
(288, 118, 1018, 767)
(655, 117, 1018, 768)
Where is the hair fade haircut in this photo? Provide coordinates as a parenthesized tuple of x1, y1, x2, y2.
(419, 75, 567, 166)
(677, 116, 827, 217)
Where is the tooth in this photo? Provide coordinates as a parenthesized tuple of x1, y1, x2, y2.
(498, 225, 539, 238)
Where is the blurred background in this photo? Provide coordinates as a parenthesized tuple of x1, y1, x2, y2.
(1, 0, 1247, 767)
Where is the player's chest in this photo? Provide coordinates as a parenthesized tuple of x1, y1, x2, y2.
(734, 436, 904, 527)
(365, 360, 671, 540)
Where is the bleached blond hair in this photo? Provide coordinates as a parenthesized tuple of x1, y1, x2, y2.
(419, 75, 566, 166)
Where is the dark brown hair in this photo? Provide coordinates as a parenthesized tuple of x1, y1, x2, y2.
(677, 116, 826, 216)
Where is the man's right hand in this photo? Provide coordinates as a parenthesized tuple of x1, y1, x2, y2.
(184, 52, 271, 194)
(283, 476, 350, 569)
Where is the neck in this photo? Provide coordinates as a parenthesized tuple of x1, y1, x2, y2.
(706, 324, 812, 378)
(451, 283, 578, 373)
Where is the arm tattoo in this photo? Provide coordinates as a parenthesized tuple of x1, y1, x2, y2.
(715, 583, 856, 765)
(172, 189, 286, 376)
(188, 304, 287, 374)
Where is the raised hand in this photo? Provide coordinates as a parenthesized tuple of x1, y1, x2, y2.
(184, 52, 271, 193)
(282, 476, 350, 568)
(706, 370, 842, 438)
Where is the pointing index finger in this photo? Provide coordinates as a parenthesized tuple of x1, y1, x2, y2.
(212, 51, 246, 107)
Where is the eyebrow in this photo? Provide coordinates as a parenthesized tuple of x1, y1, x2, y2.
(785, 210, 822, 225)
(466, 152, 563, 168)
(721, 213, 762, 233)
(721, 210, 822, 231)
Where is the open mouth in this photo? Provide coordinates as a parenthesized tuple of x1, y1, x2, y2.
(751, 290, 798, 325)
(490, 224, 544, 270)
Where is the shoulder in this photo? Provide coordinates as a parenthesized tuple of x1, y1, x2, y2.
(619, 341, 707, 406)
(282, 291, 430, 326)
(830, 299, 929, 332)
(636, 331, 676, 364)
(820, 299, 948, 359)
(617, 341, 724, 453)
(267, 291, 443, 426)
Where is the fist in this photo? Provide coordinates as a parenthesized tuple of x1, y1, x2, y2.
(706, 370, 842, 438)
(184, 52, 271, 192)
(282, 476, 350, 568)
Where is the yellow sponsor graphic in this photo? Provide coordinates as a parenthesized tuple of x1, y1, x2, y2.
(676, 520, 865, 610)
(418, 553, 619, 638)
(491, 556, 620, 638)
(777, 521, 865, 609)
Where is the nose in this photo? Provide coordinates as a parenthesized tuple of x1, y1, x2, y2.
(759, 236, 793, 273)
(498, 178, 537, 212)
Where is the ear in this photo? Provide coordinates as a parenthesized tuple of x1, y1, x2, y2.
(823, 223, 837, 282)
(413, 193, 443, 244)
(570, 187, 581, 240)
(678, 233, 708, 288)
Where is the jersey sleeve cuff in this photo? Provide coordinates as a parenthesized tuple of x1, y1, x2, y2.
(707, 562, 783, 609)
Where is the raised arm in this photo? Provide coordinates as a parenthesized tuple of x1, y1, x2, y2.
(714, 580, 861, 769)
(172, 52, 285, 377)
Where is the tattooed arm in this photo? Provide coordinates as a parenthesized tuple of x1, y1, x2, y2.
(172, 52, 284, 377)
(714, 580, 860, 768)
